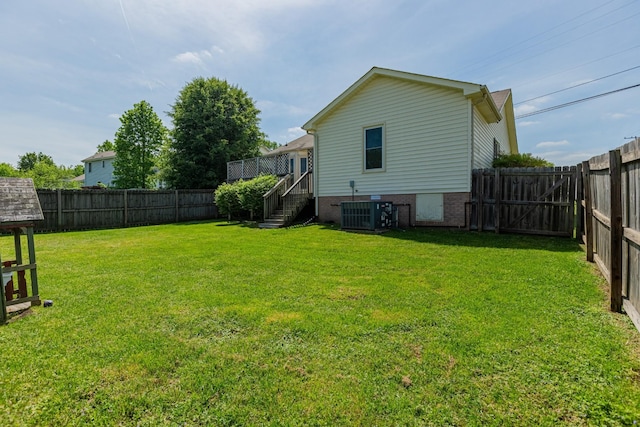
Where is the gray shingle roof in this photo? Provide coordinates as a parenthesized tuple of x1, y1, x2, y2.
(0, 178, 44, 224)
(266, 134, 313, 156)
(82, 150, 116, 163)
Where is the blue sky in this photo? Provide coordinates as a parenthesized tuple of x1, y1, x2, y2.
(1, 0, 639, 167)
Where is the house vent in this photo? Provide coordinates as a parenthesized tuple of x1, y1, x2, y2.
(340, 201, 395, 231)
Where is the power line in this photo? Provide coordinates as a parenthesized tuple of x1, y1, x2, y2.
(452, 0, 620, 77)
(515, 83, 640, 119)
(479, 9, 640, 81)
(514, 64, 640, 105)
(513, 43, 640, 90)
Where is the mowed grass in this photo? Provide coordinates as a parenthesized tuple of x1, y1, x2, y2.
(1, 222, 639, 426)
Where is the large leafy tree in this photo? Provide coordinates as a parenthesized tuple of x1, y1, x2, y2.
(166, 77, 266, 189)
(28, 162, 81, 189)
(17, 152, 55, 172)
(7, 152, 82, 188)
(96, 140, 115, 152)
(113, 100, 167, 189)
(0, 163, 20, 177)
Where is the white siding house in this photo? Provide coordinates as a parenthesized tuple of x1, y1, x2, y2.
(302, 67, 518, 227)
(82, 151, 116, 187)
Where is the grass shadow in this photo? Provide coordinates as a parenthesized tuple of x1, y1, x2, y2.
(313, 223, 583, 253)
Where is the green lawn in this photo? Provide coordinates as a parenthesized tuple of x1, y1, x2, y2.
(1, 222, 639, 426)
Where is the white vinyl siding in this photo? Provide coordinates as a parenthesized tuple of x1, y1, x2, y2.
(315, 76, 471, 197)
(472, 105, 511, 169)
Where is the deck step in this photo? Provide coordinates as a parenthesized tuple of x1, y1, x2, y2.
(258, 220, 285, 229)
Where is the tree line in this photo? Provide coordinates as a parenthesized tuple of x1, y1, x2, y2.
(110, 77, 277, 190)
(0, 152, 84, 189)
(2, 76, 277, 189)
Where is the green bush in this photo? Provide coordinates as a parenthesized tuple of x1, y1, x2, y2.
(215, 174, 278, 220)
(214, 182, 242, 220)
(492, 153, 553, 168)
(237, 174, 278, 220)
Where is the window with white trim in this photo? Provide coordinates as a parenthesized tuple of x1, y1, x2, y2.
(364, 125, 383, 170)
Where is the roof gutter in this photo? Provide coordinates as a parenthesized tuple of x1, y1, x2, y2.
(480, 85, 502, 122)
(468, 86, 502, 123)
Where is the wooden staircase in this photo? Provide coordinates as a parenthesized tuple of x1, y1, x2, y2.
(259, 171, 313, 229)
(259, 206, 286, 229)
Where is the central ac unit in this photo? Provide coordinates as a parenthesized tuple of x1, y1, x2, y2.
(340, 201, 395, 230)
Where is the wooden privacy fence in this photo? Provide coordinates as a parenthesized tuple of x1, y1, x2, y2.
(34, 189, 217, 232)
(577, 139, 640, 331)
(470, 167, 577, 237)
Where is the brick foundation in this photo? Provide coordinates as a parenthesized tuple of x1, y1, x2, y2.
(317, 192, 470, 228)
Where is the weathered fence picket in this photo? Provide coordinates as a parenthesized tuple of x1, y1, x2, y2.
(470, 167, 577, 237)
(34, 189, 217, 232)
(578, 138, 640, 331)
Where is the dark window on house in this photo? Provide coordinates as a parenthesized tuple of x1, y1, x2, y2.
(365, 126, 383, 170)
(88, 163, 92, 173)
(493, 138, 501, 159)
(102, 161, 105, 167)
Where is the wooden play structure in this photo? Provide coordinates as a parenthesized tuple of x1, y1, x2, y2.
(0, 178, 44, 324)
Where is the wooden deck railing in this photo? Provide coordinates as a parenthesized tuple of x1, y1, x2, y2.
(282, 171, 313, 224)
(227, 154, 289, 182)
(263, 174, 293, 221)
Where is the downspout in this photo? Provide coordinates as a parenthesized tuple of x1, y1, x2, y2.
(468, 100, 475, 192)
(307, 130, 319, 217)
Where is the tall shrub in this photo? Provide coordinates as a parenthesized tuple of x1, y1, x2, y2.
(214, 182, 242, 221)
(492, 153, 553, 168)
(237, 174, 278, 220)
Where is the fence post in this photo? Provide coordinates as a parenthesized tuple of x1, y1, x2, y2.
(123, 190, 128, 227)
(582, 161, 594, 262)
(609, 149, 623, 312)
(175, 190, 180, 223)
(567, 166, 577, 237)
(575, 163, 583, 241)
(57, 189, 63, 231)
(494, 168, 501, 233)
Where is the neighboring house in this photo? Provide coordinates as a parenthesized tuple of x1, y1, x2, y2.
(301, 67, 518, 228)
(82, 151, 116, 187)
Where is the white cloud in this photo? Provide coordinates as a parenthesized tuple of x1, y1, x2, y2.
(173, 50, 211, 65)
(514, 103, 538, 116)
(606, 112, 628, 120)
(286, 127, 306, 139)
(108, 113, 120, 119)
(518, 121, 539, 127)
(513, 95, 552, 117)
(536, 140, 570, 148)
(532, 150, 596, 166)
(268, 127, 306, 144)
(93, 0, 320, 55)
